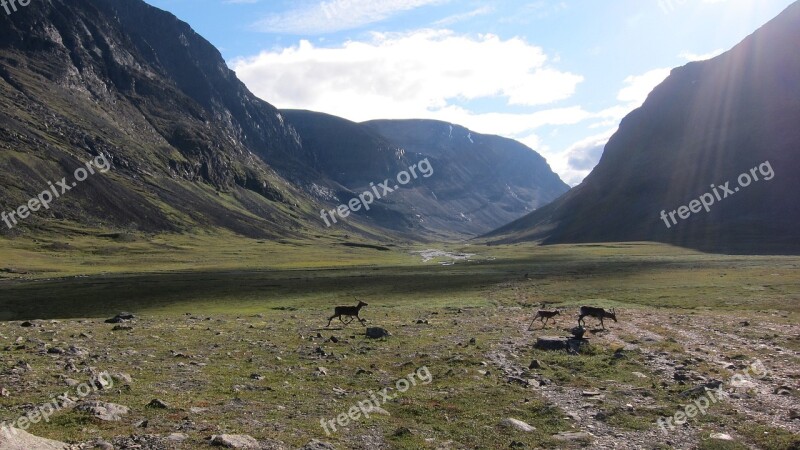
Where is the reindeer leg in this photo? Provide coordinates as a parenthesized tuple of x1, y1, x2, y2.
(528, 316, 538, 331)
(327, 315, 337, 327)
(600, 317, 605, 330)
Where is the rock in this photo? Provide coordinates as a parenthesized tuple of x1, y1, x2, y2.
(66, 346, 88, 357)
(789, 409, 800, 420)
(528, 359, 541, 369)
(362, 405, 390, 416)
(0, 388, 9, 397)
(46, 347, 65, 354)
(315, 367, 328, 376)
(570, 327, 586, 339)
(210, 434, 260, 449)
(582, 390, 601, 396)
(500, 418, 536, 432)
(553, 431, 593, 442)
(709, 433, 734, 441)
(774, 385, 792, 395)
(469, 337, 476, 345)
(76, 401, 130, 421)
(104, 312, 135, 324)
(146, 398, 169, 409)
(111, 325, 132, 331)
(20, 321, 35, 328)
(94, 439, 114, 450)
(299, 440, 336, 450)
(0, 427, 69, 449)
(366, 327, 390, 338)
(250, 373, 264, 381)
(112, 372, 133, 384)
(673, 371, 690, 381)
(534, 336, 568, 351)
(166, 433, 188, 442)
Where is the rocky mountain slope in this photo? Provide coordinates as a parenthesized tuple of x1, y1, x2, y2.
(0, 0, 569, 242)
(0, 0, 319, 239)
(283, 111, 569, 237)
(487, 1, 800, 254)
(364, 119, 569, 235)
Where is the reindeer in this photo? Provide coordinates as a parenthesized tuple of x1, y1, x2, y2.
(326, 299, 368, 327)
(578, 306, 617, 330)
(528, 309, 561, 329)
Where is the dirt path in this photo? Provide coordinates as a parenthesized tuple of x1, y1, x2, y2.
(486, 308, 800, 449)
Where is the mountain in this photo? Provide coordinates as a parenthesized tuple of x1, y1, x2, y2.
(486, 1, 800, 254)
(0, 0, 325, 239)
(0, 0, 569, 242)
(283, 111, 570, 237)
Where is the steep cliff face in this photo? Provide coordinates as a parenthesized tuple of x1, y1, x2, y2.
(487, 2, 800, 254)
(0, 0, 315, 237)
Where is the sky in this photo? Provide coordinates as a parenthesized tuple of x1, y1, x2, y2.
(143, 0, 795, 185)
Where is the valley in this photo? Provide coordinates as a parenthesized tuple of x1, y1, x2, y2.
(0, 239, 798, 449)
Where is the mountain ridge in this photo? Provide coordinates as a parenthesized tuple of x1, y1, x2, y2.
(485, 0, 800, 254)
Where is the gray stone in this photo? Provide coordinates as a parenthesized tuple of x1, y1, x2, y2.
(500, 418, 536, 432)
(366, 327, 390, 338)
(553, 431, 593, 442)
(0, 427, 68, 449)
(534, 337, 568, 350)
(210, 434, 260, 449)
(299, 440, 336, 450)
(76, 401, 130, 421)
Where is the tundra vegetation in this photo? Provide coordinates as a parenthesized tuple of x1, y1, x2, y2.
(0, 236, 798, 449)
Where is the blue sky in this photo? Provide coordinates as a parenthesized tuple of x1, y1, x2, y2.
(143, 0, 795, 185)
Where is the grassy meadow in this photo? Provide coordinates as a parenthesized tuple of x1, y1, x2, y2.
(0, 234, 798, 449)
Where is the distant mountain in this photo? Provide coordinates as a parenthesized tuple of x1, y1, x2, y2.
(283, 111, 570, 237)
(487, 1, 800, 254)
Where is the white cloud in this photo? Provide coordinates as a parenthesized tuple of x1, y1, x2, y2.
(617, 68, 671, 105)
(541, 129, 616, 186)
(252, 0, 445, 34)
(434, 6, 493, 26)
(679, 49, 724, 61)
(232, 30, 584, 130)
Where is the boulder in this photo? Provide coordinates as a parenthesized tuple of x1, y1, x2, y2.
(366, 327, 390, 338)
(500, 418, 536, 432)
(75, 401, 130, 421)
(210, 434, 260, 449)
(0, 427, 68, 449)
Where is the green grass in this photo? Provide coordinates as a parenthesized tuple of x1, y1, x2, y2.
(0, 236, 798, 448)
